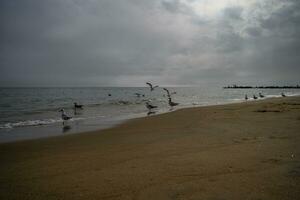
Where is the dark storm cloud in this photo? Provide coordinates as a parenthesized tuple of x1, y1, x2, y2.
(0, 0, 171, 86)
(0, 0, 299, 86)
(168, 0, 300, 85)
(242, 0, 300, 84)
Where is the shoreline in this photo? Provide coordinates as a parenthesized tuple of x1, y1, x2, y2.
(0, 95, 295, 144)
(1, 96, 299, 199)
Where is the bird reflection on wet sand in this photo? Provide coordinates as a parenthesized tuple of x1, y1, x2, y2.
(62, 125, 72, 133)
(147, 111, 156, 116)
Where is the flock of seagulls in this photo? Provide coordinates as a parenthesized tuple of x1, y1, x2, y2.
(144, 83, 179, 115)
(59, 83, 288, 125)
(59, 82, 180, 125)
(245, 92, 286, 100)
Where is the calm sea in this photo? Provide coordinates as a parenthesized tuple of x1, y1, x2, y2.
(0, 87, 299, 143)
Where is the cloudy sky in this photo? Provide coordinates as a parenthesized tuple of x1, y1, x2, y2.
(0, 0, 299, 87)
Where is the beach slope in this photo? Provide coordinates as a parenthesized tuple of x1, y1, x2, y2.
(1, 97, 300, 199)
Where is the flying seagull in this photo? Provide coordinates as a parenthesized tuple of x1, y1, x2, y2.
(59, 109, 72, 125)
(163, 88, 176, 98)
(163, 88, 171, 98)
(146, 82, 159, 91)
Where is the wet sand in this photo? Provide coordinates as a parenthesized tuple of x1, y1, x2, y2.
(1, 97, 300, 199)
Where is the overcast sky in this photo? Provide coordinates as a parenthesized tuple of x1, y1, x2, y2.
(0, 0, 299, 87)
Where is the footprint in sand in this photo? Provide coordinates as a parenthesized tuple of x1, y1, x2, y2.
(268, 135, 290, 140)
(233, 136, 258, 144)
(255, 109, 281, 113)
(261, 158, 282, 164)
(287, 164, 300, 177)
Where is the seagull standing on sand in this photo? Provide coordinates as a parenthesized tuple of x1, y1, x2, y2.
(146, 82, 159, 91)
(59, 109, 72, 125)
(281, 92, 286, 97)
(245, 94, 248, 100)
(168, 97, 179, 107)
(253, 95, 258, 100)
(147, 111, 156, 116)
(135, 93, 145, 98)
(259, 93, 265, 98)
(163, 88, 179, 107)
(146, 102, 157, 110)
(74, 102, 83, 109)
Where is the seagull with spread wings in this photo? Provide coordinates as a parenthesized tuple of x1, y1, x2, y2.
(163, 88, 171, 98)
(146, 82, 159, 91)
(163, 88, 176, 98)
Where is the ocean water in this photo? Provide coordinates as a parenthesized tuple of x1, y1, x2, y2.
(0, 87, 299, 143)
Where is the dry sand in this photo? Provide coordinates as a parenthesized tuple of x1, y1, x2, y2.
(0, 97, 300, 200)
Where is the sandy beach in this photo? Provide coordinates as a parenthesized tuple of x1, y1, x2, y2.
(0, 96, 299, 200)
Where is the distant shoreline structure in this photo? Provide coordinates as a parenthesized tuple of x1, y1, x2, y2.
(223, 85, 300, 89)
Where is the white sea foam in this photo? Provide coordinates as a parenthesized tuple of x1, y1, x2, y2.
(0, 117, 87, 129)
(287, 93, 300, 97)
(0, 119, 61, 129)
(265, 94, 282, 98)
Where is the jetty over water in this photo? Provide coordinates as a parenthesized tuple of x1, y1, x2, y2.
(223, 85, 300, 89)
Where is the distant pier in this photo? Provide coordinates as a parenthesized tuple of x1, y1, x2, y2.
(223, 85, 300, 89)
